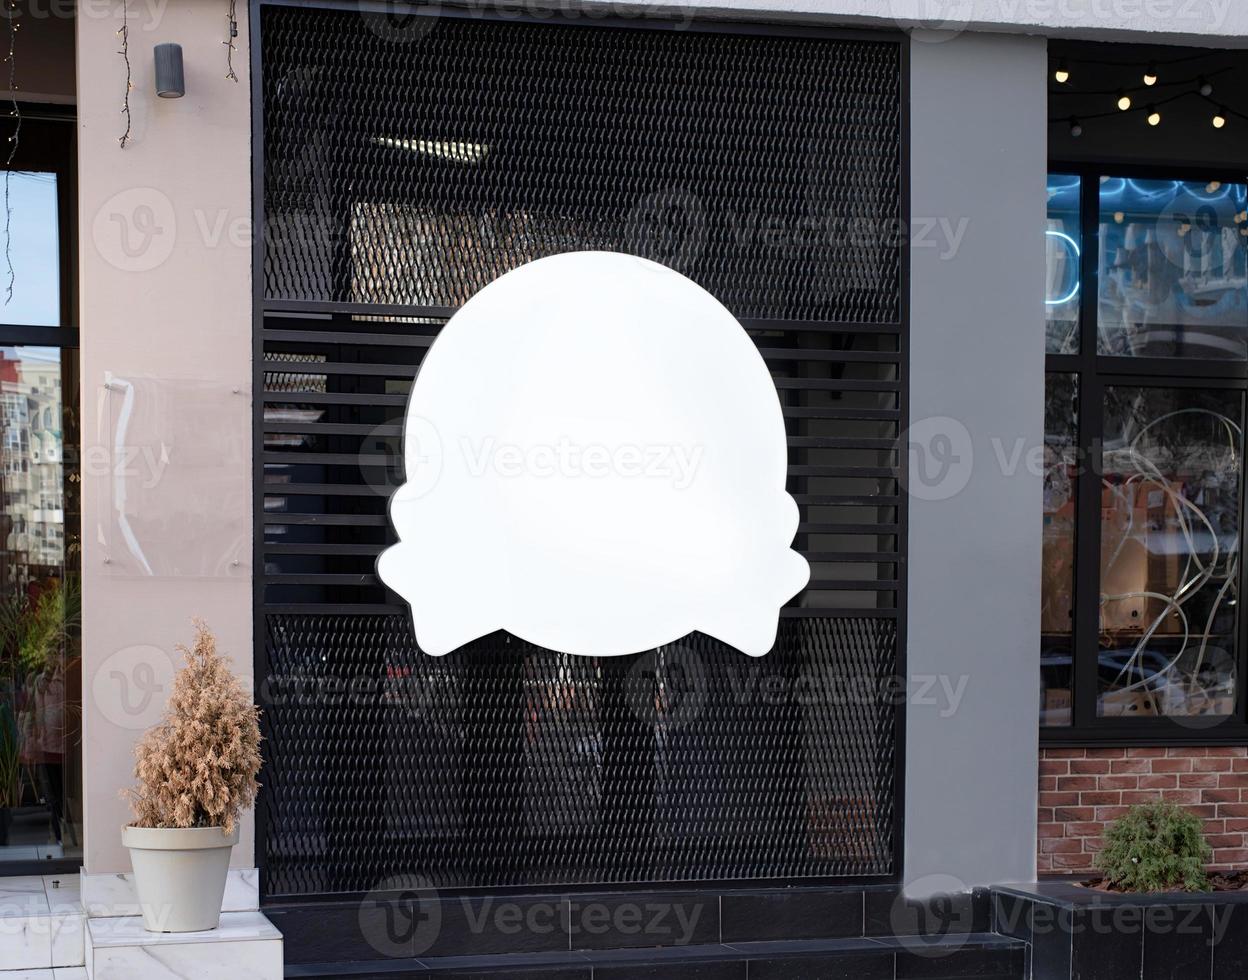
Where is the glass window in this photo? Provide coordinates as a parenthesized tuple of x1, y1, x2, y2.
(1098, 177, 1248, 360)
(1097, 386, 1241, 719)
(0, 173, 59, 327)
(0, 346, 81, 861)
(1046, 175, 1081, 354)
(1042, 374, 1078, 726)
(1043, 169, 1248, 742)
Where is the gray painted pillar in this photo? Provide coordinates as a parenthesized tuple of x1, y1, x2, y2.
(905, 32, 1047, 892)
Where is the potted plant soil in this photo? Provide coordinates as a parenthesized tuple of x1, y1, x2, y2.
(122, 621, 261, 932)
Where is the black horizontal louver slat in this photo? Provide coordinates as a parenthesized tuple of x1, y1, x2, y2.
(258, 6, 903, 894)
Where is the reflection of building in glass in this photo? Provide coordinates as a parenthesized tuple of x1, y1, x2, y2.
(0, 347, 64, 587)
(1098, 179, 1248, 359)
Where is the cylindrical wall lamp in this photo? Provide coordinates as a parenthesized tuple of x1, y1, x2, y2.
(154, 43, 185, 99)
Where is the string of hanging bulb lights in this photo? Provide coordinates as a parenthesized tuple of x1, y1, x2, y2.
(1049, 52, 1245, 137)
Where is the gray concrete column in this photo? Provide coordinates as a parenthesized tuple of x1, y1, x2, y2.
(905, 31, 1047, 892)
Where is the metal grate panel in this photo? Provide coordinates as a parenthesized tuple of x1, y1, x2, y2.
(262, 614, 897, 896)
(261, 6, 902, 322)
(257, 4, 905, 897)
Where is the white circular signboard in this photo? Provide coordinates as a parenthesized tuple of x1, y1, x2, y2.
(378, 251, 810, 657)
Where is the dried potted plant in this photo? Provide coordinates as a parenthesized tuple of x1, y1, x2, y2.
(122, 621, 261, 932)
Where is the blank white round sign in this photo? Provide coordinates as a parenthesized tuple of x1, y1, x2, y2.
(378, 251, 810, 657)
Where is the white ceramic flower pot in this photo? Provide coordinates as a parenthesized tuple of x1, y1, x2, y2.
(122, 824, 239, 932)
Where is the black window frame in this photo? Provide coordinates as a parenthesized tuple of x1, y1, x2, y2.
(1043, 158, 1248, 746)
(0, 102, 82, 876)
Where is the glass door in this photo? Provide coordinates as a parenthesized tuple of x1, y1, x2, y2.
(0, 109, 80, 874)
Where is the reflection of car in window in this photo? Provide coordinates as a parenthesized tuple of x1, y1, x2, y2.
(1041, 645, 1235, 720)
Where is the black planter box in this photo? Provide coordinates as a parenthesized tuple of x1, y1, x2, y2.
(992, 880, 1248, 980)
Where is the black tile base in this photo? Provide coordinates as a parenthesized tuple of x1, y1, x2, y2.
(745, 950, 893, 980)
(721, 888, 864, 942)
(276, 884, 1032, 978)
(991, 881, 1248, 980)
(284, 934, 1026, 979)
(272, 883, 1012, 968)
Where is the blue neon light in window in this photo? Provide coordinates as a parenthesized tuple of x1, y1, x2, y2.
(1046, 229, 1081, 306)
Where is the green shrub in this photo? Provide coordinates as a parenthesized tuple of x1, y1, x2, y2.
(1095, 801, 1211, 892)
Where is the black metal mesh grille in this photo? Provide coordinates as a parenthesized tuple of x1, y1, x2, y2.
(262, 614, 897, 895)
(258, 4, 904, 897)
(261, 7, 902, 322)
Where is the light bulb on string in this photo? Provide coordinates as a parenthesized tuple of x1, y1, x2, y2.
(1147, 106, 1161, 127)
(1068, 116, 1083, 138)
(1116, 91, 1131, 111)
(1199, 77, 1214, 97)
(1054, 58, 1070, 84)
(1143, 62, 1158, 86)
(1213, 107, 1227, 129)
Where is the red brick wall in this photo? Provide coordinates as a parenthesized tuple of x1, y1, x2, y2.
(1038, 746, 1248, 874)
